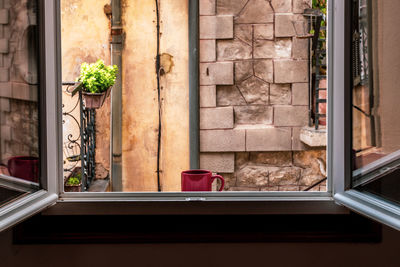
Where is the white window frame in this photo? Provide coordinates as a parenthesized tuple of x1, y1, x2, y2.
(46, 0, 348, 216)
(0, 0, 60, 232)
(333, 0, 400, 231)
(11, 0, 398, 230)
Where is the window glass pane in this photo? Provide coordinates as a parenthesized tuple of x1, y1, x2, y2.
(61, 0, 328, 193)
(0, 0, 40, 206)
(352, 0, 400, 196)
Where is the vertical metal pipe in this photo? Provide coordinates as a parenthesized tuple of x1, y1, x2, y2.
(111, 0, 123, 191)
(189, 0, 199, 169)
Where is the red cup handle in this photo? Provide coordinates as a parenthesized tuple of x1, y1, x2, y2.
(211, 175, 225, 192)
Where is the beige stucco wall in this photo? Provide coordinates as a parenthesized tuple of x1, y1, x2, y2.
(62, 0, 189, 191)
(121, 0, 189, 191)
(61, 0, 111, 173)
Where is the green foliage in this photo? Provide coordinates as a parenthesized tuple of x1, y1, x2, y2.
(313, 0, 326, 15)
(66, 172, 81, 186)
(78, 60, 118, 93)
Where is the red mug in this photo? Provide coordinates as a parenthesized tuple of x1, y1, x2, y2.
(181, 170, 225, 192)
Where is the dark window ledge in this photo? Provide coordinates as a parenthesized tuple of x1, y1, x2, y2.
(13, 213, 381, 244)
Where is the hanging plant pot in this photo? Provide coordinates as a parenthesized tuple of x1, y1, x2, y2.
(82, 86, 112, 109)
(64, 167, 82, 192)
(72, 60, 118, 109)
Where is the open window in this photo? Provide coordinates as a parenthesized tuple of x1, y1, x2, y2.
(334, 0, 400, 231)
(59, 0, 330, 195)
(0, 0, 59, 232)
(5, 0, 400, 235)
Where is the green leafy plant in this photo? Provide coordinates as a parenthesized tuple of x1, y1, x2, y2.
(313, 0, 326, 14)
(66, 172, 81, 186)
(78, 59, 118, 93)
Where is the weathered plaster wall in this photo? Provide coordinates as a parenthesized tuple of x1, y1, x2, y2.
(61, 0, 111, 173)
(121, 0, 189, 192)
(199, 0, 327, 191)
(61, 0, 189, 192)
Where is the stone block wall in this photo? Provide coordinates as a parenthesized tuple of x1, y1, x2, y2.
(0, 0, 39, 164)
(199, 0, 327, 191)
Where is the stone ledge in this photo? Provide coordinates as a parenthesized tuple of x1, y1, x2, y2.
(299, 126, 327, 147)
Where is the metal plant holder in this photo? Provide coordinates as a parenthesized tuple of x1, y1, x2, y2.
(62, 82, 96, 192)
(297, 8, 327, 130)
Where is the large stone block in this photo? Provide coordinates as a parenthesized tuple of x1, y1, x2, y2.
(254, 24, 274, 40)
(292, 37, 309, 59)
(271, 0, 292, 13)
(292, 127, 307, 150)
(293, 149, 326, 169)
(268, 167, 301, 186)
(0, 68, 8, 82)
(200, 0, 216, 15)
(235, 61, 253, 83)
(274, 60, 308, 83)
(200, 107, 234, 129)
(200, 153, 235, 173)
(237, 76, 269, 105)
(235, 24, 252, 45)
(200, 40, 216, 62)
(200, 15, 234, 39)
(234, 106, 273, 125)
(294, 149, 326, 186)
(218, 173, 237, 190)
(237, 165, 269, 187)
(200, 62, 234, 85)
(293, 0, 312, 13)
(0, 38, 8, 53)
(270, 84, 291, 105)
(292, 83, 309, 105)
(274, 106, 308, 126)
(217, 39, 252, 61)
(217, 0, 248, 15)
(254, 59, 273, 83)
(253, 40, 274, 59)
(200, 85, 216, 107)
(250, 151, 292, 166)
(246, 127, 292, 151)
(200, 129, 246, 152)
(217, 85, 247, 106)
(254, 39, 291, 59)
(0, 9, 9, 25)
(0, 82, 11, 98)
(275, 14, 296, 37)
(235, 152, 250, 170)
(12, 83, 38, 102)
(0, 97, 10, 112)
(1, 125, 10, 140)
(236, 0, 274, 23)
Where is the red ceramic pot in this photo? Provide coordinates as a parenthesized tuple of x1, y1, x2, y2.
(7, 156, 39, 183)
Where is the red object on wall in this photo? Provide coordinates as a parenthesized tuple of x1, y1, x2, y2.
(181, 170, 224, 192)
(7, 156, 39, 183)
